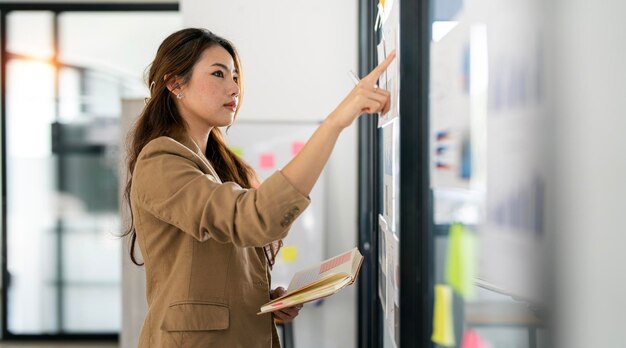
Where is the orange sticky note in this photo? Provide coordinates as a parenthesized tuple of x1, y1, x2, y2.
(291, 141, 305, 156)
(432, 284, 455, 347)
(259, 153, 275, 169)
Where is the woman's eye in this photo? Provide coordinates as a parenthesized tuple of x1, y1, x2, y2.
(233, 76, 239, 82)
(212, 71, 224, 78)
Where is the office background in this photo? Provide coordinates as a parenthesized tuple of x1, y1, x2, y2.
(0, 0, 624, 348)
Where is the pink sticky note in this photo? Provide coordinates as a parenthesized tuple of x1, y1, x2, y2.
(292, 141, 305, 156)
(461, 329, 490, 348)
(259, 153, 275, 169)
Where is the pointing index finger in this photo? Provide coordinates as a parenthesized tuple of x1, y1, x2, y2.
(363, 50, 396, 84)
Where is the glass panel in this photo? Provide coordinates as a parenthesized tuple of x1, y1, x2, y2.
(7, 12, 54, 59)
(62, 219, 121, 283)
(429, 0, 547, 346)
(63, 285, 120, 332)
(7, 154, 59, 334)
(6, 59, 56, 156)
(59, 67, 82, 122)
(84, 70, 123, 118)
(6, 10, 182, 335)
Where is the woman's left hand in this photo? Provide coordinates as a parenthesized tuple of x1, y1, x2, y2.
(270, 286, 303, 322)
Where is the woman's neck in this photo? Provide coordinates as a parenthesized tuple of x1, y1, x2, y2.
(187, 127, 212, 156)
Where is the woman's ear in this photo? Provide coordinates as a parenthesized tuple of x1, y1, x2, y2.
(165, 75, 183, 93)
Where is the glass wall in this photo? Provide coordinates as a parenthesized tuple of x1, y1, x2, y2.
(3, 9, 181, 335)
(364, 0, 549, 346)
(429, 0, 547, 346)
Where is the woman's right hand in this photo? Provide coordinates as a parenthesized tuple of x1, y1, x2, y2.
(280, 50, 397, 197)
(328, 50, 397, 129)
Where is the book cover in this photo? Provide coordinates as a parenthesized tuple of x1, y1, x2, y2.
(258, 247, 364, 314)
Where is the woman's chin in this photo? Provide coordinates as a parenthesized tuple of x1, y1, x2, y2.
(207, 115, 234, 128)
(220, 118, 234, 127)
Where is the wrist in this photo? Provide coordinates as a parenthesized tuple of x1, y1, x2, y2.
(324, 112, 347, 133)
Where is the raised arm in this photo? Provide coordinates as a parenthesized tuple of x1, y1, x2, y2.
(281, 51, 397, 196)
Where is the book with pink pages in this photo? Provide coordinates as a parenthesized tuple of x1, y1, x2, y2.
(258, 247, 364, 315)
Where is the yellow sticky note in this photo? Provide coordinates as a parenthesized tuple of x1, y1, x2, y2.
(445, 223, 477, 299)
(281, 246, 298, 263)
(432, 284, 455, 347)
(231, 147, 243, 157)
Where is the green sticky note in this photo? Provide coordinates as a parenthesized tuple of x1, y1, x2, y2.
(231, 147, 243, 157)
(445, 223, 477, 299)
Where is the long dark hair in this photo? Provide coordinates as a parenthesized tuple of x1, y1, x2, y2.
(122, 28, 282, 267)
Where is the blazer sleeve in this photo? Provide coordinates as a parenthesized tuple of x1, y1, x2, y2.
(131, 139, 311, 247)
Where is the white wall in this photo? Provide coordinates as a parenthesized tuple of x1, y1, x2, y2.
(181, 0, 358, 123)
(549, 0, 626, 347)
(181, 1, 359, 347)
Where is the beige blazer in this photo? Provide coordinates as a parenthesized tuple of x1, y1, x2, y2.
(130, 134, 310, 347)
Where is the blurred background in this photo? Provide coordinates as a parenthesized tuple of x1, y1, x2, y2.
(0, 0, 182, 343)
(0, 0, 624, 348)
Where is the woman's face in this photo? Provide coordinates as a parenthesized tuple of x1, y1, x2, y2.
(175, 45, 240, 129)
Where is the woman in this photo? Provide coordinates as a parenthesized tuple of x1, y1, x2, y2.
(124, 28, 395, 347)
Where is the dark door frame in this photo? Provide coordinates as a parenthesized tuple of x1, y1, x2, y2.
(357, 0, 433, 347)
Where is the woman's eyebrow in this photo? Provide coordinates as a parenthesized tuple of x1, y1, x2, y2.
(211, 63, 238, 74)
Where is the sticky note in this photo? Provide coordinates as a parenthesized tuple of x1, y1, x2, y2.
(291, 141, 305, 156)
(281, 246, 298, 263)
(231, 147, 243, 157)
(461, 329, 490, 348)
(432, 284, 455, 347)
(379, 0, 394, 23)
(259, 153, 275, 169)
(445, 223, 477, 299)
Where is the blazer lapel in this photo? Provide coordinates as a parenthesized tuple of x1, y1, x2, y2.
(177, 133, 223, 183)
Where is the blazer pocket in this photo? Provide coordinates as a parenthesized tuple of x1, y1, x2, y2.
(161, 302, 229, 332)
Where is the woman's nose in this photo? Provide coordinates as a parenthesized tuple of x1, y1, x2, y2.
(230, 80, 240, 97)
